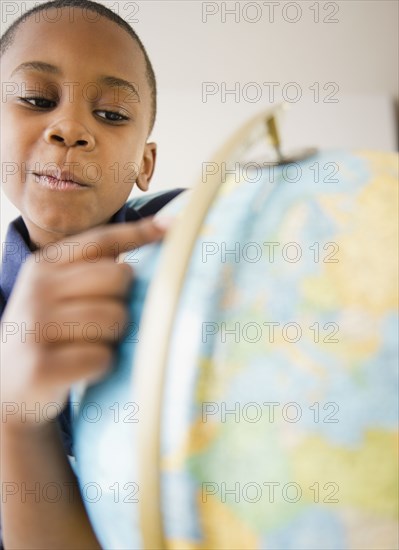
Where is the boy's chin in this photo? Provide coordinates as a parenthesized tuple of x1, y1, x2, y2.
(20, 197, 122, 245)
(25, 213, 108, 244)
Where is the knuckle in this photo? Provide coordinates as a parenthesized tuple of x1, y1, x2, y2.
(30, 348, 52, 382)
(22, 257, 57, 298)
(117, 263, 135, 288)
(112, 301, 129, 321)
(85, 345, 113, 373)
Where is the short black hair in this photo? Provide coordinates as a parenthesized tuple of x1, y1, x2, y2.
(0, 0, 157, 132)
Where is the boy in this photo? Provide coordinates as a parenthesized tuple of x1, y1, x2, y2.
(0, 1, 181, 546)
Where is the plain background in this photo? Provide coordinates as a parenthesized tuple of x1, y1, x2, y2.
(1, 0, 398, 241)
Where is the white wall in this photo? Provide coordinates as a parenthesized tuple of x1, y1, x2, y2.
(136, 0, 398, 189)
(1, 0, 398, 237)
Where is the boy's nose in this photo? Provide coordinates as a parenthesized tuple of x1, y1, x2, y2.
(43, 119, 95, 150)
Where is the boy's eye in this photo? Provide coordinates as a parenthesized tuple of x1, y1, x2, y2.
(95, 110, 129, 122)
(17, 97, 129, 123)
(18, 96, 56, 109)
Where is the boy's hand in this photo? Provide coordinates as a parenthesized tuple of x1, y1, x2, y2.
(1, 218, 164, 429)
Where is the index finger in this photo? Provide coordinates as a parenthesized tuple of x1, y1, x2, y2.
(38, 218, 166, 266)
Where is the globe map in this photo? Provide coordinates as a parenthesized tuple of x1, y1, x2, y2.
(73, 150, 398, 549)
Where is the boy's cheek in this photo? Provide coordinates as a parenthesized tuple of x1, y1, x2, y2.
(0, 150, 26, 204)
(0, 118, 27, 186)
(0, 164, 22, 208)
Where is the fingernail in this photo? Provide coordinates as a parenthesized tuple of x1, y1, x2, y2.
(152, 215, 174, 231)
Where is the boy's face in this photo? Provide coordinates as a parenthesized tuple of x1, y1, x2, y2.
(1, 8, 156, 247)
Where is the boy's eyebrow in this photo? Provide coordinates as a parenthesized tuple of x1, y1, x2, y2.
(10, 62, 140, 99)
(11, 61, 60, 77)
(98, 76, 140, 100)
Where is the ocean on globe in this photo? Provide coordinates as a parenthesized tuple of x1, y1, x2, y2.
(73, 150, 398, 550)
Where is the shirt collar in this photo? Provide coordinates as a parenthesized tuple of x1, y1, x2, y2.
(1, 217, 31, 305)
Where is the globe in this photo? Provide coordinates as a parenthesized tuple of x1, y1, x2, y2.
(73, 148, 398, 550)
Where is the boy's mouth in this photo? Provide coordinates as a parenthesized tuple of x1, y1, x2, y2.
(33, 171, 90, 191)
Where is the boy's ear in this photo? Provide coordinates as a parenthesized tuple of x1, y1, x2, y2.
(136, 142, 157, 191)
